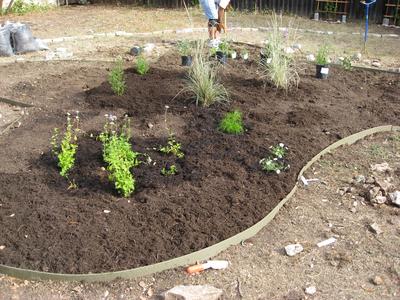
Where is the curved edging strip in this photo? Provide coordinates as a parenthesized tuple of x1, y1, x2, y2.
(1, 125, 399, 282)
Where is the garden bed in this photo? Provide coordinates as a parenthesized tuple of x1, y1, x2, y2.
(0, 51, 399, 274)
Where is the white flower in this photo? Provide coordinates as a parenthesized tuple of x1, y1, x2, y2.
(273, 157, 278, 161)
(165, 105, 170, 109)
(276, 170, 281, 174)
(279, 143, 284, 147)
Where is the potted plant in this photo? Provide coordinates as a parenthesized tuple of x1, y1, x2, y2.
(241, 49, 249, 60)
(216, 40, 230, 64)
(177, 40, 192, 66)
(315, 45, 330, 79)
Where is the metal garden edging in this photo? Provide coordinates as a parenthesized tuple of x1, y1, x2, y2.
(0, 125, 399, 282)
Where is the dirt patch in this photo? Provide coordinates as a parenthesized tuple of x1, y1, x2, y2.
(0, 50, 399, 274)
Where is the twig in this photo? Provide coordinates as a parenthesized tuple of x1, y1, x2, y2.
(236, 278, 243, 298)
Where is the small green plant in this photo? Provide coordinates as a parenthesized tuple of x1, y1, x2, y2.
(342, 56, 352, 71)
(136, 55, 150, 75)
(316, 45, 330, 66)
(177, 40, 192, 56)
(51, 112, 80, 178)
(159, 134, 184, 159)
(184, 41, 229, 107)
(217, 40, 231, 55)
(219, 110, 244, 134)
(108, 58, 126, 96)
(99, 114, 141, 197)
(260, 143, 290, 174)
(161, 164, 178, 176)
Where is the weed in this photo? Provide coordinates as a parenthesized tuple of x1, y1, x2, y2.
(316, 45, 330, 66)
(136, 55, 150, 75)
(159, 134, 184, 159)
(161, 164, 178, 176)
(260, 143, 290, 174)
(99, 114, 141, 197)
(51, 112, 80, 178)
(260, 13, 299, 90)
(369, 144, 388, 159)
(108, 58, 126, 96)
(217, 40, 231, 55)
(342, 56, 352, 71)
(177, 40, 192, 56)
(184, 41, 228, 107)
(219, 110, 244, 134)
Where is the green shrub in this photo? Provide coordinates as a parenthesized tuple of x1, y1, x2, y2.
(136, 56, 150, 75)
(184, 41, 228, 107)
(2, 0, 52, 15)
(316, 45, 330, 66)
(50, 112, 80, 178)
(177, 40, 192, 56)
(219, 110, 244, 134)
(161, 164, 178, 176)
(159, 135, 184, 159)
(108, 58, 126, 96)
(99, 115, 141, 197)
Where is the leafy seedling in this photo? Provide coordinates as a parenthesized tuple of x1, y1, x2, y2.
(108, 58, 126, 96)
(136, 55, 150, 75)
(219, 110, 244, 134)
(161, 164, 178, 176)
(159, 135, 184, 159)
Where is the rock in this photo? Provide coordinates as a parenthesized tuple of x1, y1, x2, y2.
(371, 162, 392, 173)
(375, 178, 393, 194)
(350, 207, 357, 213)
(365, 176, 376, 184)
(130, 46, 142, 56)
(163, 285, 223, 300)
(306, 54, 315, 62)
(371, 61, 381, 68)
(373, 195, 387, 205)
(369, 223, 383, 235)
(103, 210, 111, 214)
(284, 244, 304, 256)
(305, 286, 317, 295)
(0, 245, 5, 250)
(389, 191, 400, 206)
(317, 237, 337, 248)
(147, 122, 154, 129)
(372, 275, 384, 286)
(354, 175, 366, 184)
(367, 187, 381, 201)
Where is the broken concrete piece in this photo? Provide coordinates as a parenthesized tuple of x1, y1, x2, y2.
(163, 285, 223, 300)
(389, 191, 400, 206)
(369, 223, 383, 235)
(284, 244, 304, 256)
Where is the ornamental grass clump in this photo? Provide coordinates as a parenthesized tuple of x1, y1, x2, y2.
(260, 13, 299, 90)
(136, 55, 150, 75)
(108, 58, 126, 96)
(260, 143, 290, 174)
(99, 115, 141, 197)
(219, 110, 244, 134)
(184, 41, 228, 107)
(51, 112, 80, 178)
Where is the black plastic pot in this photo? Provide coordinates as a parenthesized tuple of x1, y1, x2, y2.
(181, 55, 192, 66)
(260, 52, 269, 65)
(216, 51, 227, 64)
(316, 64, 329, 79)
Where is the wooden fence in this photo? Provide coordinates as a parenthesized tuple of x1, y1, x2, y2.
(93, 1, 387, 23)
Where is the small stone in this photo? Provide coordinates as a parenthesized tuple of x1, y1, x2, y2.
(354, 175, 366, 184)
(373, 195, 387, 204)
(147, 123, 154, 129)
(317, 237, 336, 247)
(9, 213, 15, 217)
(163, 285, 223, 300)
(371, 61, 381, 68)
(389, 191, 400, 206)
(375, 178, 393, 194)
(103, 210, 111, 214)
(372, 275, 384, 286)
(130, 46, 142, 56)
(104, 290, 109, 298)
(369, 223, 383, 235)
(101, 167, 106, 171)
(284, 244, 304, 256)
(139, 281, 147, 289)
(350, 207, 357, 213)
(367, 187, 381, 201)
(147, 287, 154, 297)
(305, 286, 317, 295)
(366, 176, 376, 184)
(0, 245, 5, 250)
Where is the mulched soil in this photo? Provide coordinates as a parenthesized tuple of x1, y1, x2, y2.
(0, 50, 399, 274)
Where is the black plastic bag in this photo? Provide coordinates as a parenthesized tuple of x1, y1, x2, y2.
(11, 24, 40, 54)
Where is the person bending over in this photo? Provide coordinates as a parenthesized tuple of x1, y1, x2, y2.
(199, 0, 230, 46)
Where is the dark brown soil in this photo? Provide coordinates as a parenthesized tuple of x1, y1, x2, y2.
(0, 51, 399, 274)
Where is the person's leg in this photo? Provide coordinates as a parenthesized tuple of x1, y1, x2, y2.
(199, 0, 219, 40)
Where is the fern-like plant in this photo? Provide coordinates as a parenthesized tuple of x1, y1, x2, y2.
(219, 110, 244, 134)
(108, 58, 126, 96)
(136, 55, 150, 75)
